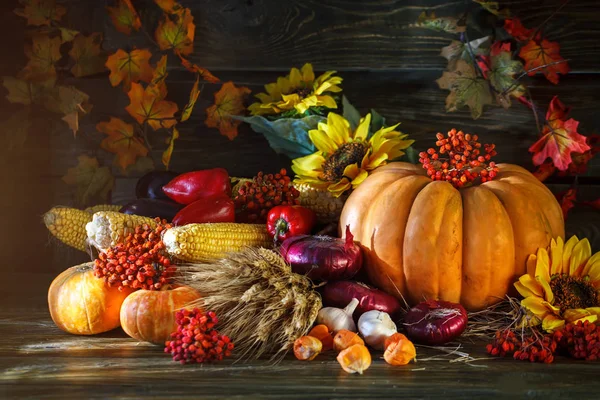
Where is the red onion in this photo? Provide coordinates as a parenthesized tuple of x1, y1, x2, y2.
(321, 281, 402, 319)
(280, 226, 362, 281)
(403, 300, 468, 345)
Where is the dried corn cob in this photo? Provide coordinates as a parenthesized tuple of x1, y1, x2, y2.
(43, 207, 92, 251)
(86, 211, 156, 251)
(163, 223, 272, 261)
(293, 182, 348, 223)
(84, 204, 122, 214)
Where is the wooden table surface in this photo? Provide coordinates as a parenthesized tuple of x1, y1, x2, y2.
(1, 273, 600, 399)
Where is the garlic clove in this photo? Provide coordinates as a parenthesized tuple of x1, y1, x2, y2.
(358, 310, 398, 350)
(316, 298, 359, 333)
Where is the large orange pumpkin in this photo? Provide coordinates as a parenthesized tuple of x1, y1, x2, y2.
(339, 162, 564, 311)
(120, 286, 201, 344)
(48, 262, 132, 335)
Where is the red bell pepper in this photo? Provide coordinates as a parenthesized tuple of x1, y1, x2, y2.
(172, 195, 235, 226)
(163, 168, 231, 205)
(267, 205, 316, 243)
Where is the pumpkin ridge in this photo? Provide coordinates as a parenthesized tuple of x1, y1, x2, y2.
(82, 268, 93, 334)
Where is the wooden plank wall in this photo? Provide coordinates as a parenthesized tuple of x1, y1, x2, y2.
(0, 0, 598, 275)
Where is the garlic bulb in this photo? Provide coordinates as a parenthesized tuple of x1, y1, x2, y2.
(317, 298, 359, 333)
(358, 310, 397, 350)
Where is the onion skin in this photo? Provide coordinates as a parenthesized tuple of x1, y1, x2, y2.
(403, 300, 468, 346)
(321, 281, 403, 319)
(280, 227, 362, 281)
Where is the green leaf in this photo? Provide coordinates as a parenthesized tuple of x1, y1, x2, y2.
(473, 0, 510, 18)
(489, 51, 525, 107)
(369, 109, 386, 136)
(436, 60, 493, 119)
(414, 11, 466, 33)
(236, 115, 323, 159)
(342, 95, 361, 130)
(397, 146, 420, 164)
(440, 36, 490, 70)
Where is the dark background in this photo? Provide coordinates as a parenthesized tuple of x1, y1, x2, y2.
(0, 0, 598, 275)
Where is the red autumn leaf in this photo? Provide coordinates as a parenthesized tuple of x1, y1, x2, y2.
(155, 7, 195, 56)
(105, 49, 154, 92)
(490, 41, 511, 57)
(558, 134, 600, 176)
(97, 117, 148, 172)
(125, 82, 178, 131)
(69, 33, 106, 78)
(205, 81, 251, 140)
(581, 198, 600, 211)
(503, 18, 534, 41)
(107, 0, 141, 35)
(519, 39, 569, 84)
(14, 0, 66, 26)
(555, 188, 577, 219)
(533, 162, 556, 182)
(529, 98, 591, 171)
(179, 54, 220, 83)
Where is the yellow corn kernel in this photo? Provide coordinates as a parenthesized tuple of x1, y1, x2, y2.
(84, 204, 122, 214)
(163, 223, 272, 261)
(43, 207, 92, 252)
(294, 182, 348, 223)
(86, 211, 156, 251)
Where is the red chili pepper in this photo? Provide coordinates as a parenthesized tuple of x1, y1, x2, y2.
(266, 205, 316, 242)
(172, 195, 235, 226)
(163, 168, 231, 205)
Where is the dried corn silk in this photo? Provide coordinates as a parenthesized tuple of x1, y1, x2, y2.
(177, 248, 322, 361)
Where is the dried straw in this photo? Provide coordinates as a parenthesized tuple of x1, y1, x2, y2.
(175, 247, 321, 362)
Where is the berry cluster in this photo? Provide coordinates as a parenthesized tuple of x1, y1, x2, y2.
(234, 169, 300, 223)
(165, 308, 234, 364)
(487, 321, 600, 363)
(94, 219, 175, 291)
(419, 129, 499, 188)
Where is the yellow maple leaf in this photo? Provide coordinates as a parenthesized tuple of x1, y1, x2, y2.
(155, 8, 195, 56)
(105, 49, 153, 92)
(179, 54, 219, 83)
(69, 33, 106, 78)
(147, 55, 168, 101)
(181, 75, 201, 122)
(162, 127, 180, 170)
(41, 85, 92, 136)
(205, 81, 250, 140)
(154, 0, 183, 14)
(107, 0, 141, 35)
(20, 34, 62, 85)
(62, 155, 115, 206)
(125, 82, 178, 131)
(97, 117, 149, 172)
(14, 0, 66, 26)
(2, 76, 52, 105)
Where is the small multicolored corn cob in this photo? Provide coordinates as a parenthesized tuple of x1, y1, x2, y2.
(293, 182, 348, 223)
(84, 204, 122, 214)
(162, 223, 272, 261)
(86, 211, 156, 251)
(43, 207, 92, 251)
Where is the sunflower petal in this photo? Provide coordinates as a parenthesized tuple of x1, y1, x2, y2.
(300, 63, 315, 84)
(354, 114, 371, 141)
(541, 315, 565, 332)
(276, 76, 291, 95)
(326, 113, 351, 145)
(570, 238, 592, 277)
(521, 296, 552, 319)
(535, 248, 551, 283)
(526, 254, 537, 277)
(288, 67, 302, 88)
(581, 252, 600, 282)
(350, 168, 368, 188)
(536, 276, 554, 304)
(548, 237, 564, 276)
(562, 235, 579, 275)
(514, 275, 543, 298)
(292, 153, 325, 174)
(327, 179, 352, 197)
(308, 129, 338, 154)
(316, 95, 338, 109)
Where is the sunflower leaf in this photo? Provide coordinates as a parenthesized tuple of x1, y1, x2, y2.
(369, 109, 386, 136)
(235, 115, 323, 159)
(342, 95, 361, 130)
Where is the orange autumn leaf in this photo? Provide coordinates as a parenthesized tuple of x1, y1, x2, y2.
(147, 55, 168, 101)
(125, 82, 178, 131)
(555, 188, 577, 219)
(205, 81, 251, 140)
(107, 0, 141, 35)
(533, 162, 556, 182)
(503, 18, 534, 41)
(97, 117, 148, 172)
(69, 33, 106, 78)
(181, 75, 201, 122)
(20, 34, 62, 85)
(105, 49, 153, 92)
(519, 39, 569, 84)
(14, 0, 66, 26)
(155, 8, 195, 56)
(179, 54, 219, 83)
(154, 0, 183, 14)
(162, 127, 179, 170)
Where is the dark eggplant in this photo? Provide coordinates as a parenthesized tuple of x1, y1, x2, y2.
(135, 171, 179, 200)
(119, 198, 184, 221)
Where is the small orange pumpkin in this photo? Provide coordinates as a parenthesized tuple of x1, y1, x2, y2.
(119, 286, 201, 344)
(48, 262, 132, 335)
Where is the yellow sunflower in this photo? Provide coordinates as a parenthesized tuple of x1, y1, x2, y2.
(292, 112, 414, 197)
(515, 236, 600, 332)
(248, 63, 342, 117)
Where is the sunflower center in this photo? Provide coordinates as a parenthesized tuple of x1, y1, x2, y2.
(292, 87, 312, 98)
(550, 274, 599, 313)
(322, 142, 367, 182)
